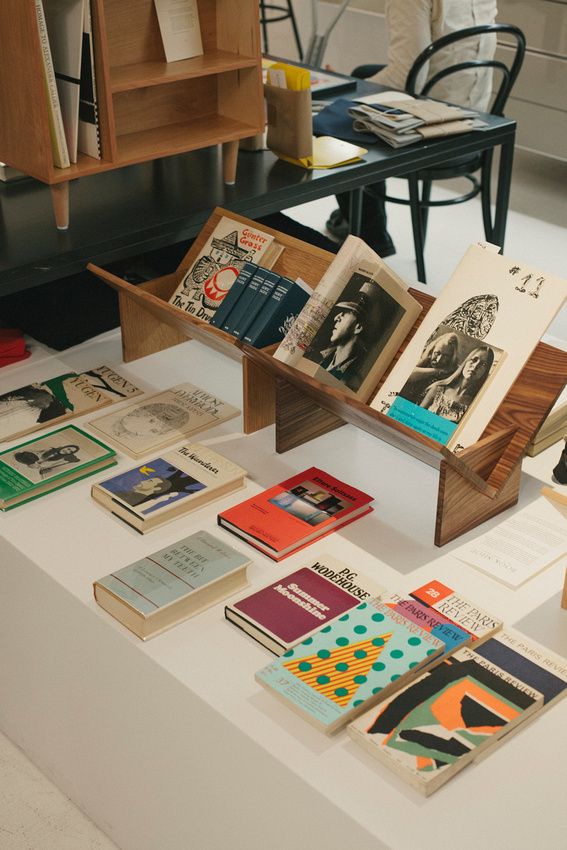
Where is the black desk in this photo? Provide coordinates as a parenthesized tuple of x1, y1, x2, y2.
(0, 83, 515, 298)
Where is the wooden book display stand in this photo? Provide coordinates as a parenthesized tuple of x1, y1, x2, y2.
(89, 207, 567, 546)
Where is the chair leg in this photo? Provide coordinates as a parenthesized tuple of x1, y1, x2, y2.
(409, 174, 427, 284)
(480, 149, 495, 242)
(287, 0, 303, 60)
(420, 179, 432, 242)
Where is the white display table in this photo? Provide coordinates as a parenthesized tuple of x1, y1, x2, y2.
(0, 330, 566, 850)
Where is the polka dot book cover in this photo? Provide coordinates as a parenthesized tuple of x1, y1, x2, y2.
(255, 599, 444, 734)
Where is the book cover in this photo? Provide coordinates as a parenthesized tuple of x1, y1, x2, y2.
(225, 554, 386, 654)
(77, 0, 101, 158)
(89, 383, 240, 458)
(256, 599, 444, 734)
(94, 530, 251, 639)
(348, 646, 543, 795)
(408, 579, 502, 644)
(372, 245, 567, 450)
(79, 364, 143, 401)
(208, 262, 257, 329)
(91, 442, 246, 533)
(168, 217, 275, 322)
(231, 270, 281, 340)
(295, 261, 422, 401)
(0, 425, 116, 510)
(383, 594, 472, 656)
(243, 277, 311, 348)
(218, 466, 374, 561)
(154, 0, 203, 63)
(35, 0, 70, 168)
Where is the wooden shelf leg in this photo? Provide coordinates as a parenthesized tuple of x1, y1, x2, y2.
(50, 182, 69, 230)
(242, 356, 276, 434)
(118, 292, 188, 362)
(222, 140, 239, 185)
(275, 378, 345, 453)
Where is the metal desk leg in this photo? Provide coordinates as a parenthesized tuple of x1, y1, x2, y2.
(349, 188, 363, 237)
(492, 136, 515, 251)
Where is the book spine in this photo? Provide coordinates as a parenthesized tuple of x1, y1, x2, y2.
(78, 0, 101, 159)
(35, 0, 70, 169)
(222, 267, 269, 337)
(247, 280, 310, 348)
(209, 262, 257, 329)
(232, 270, 281, 340)
(243, 277, 293, 345)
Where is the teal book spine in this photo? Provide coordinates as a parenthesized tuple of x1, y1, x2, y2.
(209, 262, 258, 329)
(244, 279, 310, 348)
(232, 270, 281, 340)
(222, 267, 269, 336)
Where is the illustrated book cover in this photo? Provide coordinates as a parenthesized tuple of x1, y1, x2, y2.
(94, 529, 251, 639)
(168, 216, 280, 322)
(217, 466, 374, 561)
(348, 646, 543, 795)
(0, 425, 117, 510)
(372, 245, 567, 450)
(406, 579, 502, 644)
(255, 599, 444, 734)
(91, 443, 246, 533)
(225, 554, 386, 654)
(88, 383, 239, 458)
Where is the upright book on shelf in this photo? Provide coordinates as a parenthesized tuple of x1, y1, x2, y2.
(34, 0, 70, 168)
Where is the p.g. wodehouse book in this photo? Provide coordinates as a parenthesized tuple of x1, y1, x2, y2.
(94, 530, 251, 640)
(225, 554, 386, 654)
(218, 467, 374, 561)
(91, 443, 246, 533)
(0, 425, 116, 510)
(255, 599, 444, 734)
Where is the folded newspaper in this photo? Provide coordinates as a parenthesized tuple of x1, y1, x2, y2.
(349, 96, 488, 148)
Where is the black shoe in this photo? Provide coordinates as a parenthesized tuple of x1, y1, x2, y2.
(325, 209, 349, 241)
(367, 234, 396, 258)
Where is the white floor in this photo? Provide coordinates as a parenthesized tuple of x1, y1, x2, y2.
(1, 153, 566, 850)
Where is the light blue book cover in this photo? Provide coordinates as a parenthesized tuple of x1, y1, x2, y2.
(256, 599, 444, 732)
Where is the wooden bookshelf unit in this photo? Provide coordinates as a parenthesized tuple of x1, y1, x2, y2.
(0, 0, 264, 229)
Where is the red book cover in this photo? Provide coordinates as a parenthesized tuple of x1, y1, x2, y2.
(217, 466, 374, 560)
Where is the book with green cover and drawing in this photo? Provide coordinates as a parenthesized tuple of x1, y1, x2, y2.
(0, 425, 116, 510)
(94, 530, 251, 639)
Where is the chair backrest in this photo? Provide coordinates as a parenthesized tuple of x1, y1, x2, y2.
(405, 24, 526, 116)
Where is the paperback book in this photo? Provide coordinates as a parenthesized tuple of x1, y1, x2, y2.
(89, 382, 239, 458)
(94, 530, 251, 639)
(256, 599, 444, 734)
(407, 579, 502, 644)
(91, 442, 246, 533)
(225, 554, 386, 654)
(348, 646, 543, 795)
(218, 466, 374, 561)
(0, 425, 116, 510)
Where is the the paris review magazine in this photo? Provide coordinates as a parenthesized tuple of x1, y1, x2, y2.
(225, 554, 386, 654)
(168, 216, 276, 322)
(348, 646, 543, 796)
(218, 467, 374, 560)
(256, 599, 444, 734)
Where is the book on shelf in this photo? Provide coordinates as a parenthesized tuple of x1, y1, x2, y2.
(242, 276, 311, 348)
(218, 466, 374, 561)
(35, 0, 70, 168)
(0, 364, 142, 444)
(94, 529, 251, 640)
(372, 245, 567, 450)
(226, 268, 280, 340)
(527, 384, 567, 456)
(208, 261, 258, 330)
(256, 599, 444, 734)
(168, 216, 282, 322)
(348, 645, 543, 795)
(88, 382, 239, 459)
(78, 0, 101, 158)
(225, 554, 386, 655)
(0, 425, 116, 510)
(154, 0, 203, 63)
(91, 442, 246, 533)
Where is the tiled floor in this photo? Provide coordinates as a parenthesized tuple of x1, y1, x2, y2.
(1, 151, 566, 850)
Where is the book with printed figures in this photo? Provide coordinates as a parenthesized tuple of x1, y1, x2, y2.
(89, 383, 239, 458)
(94, 530, 251, 639)
(0, 425, 116, 510)
(218, 466, 374, 561)
(372, 245, 567, 451)
(348, 646, 544, 795)
(256, 599, 444, 734)
(225, 554, 385, 654)
(168, 216, 282, 322)
(91, 443, 246, 533)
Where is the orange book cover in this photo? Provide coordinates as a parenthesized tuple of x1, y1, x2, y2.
(218, 467, 374, 560)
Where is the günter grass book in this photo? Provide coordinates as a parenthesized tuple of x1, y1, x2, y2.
(348, 646, 543, 795)
(217, 467, 374, 561)
(225, 554, 386, 655)
(94, 530, 251, 640)
(91, 443, 246, 533)
(0, 425, 116, 510)
(256, 599, 444, 734)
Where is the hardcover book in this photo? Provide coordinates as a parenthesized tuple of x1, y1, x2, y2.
(89, 383, 239, 458)
(0, 425, 116, 510)
(256, 599, 444, 734)
(242, 277, 311, 348)
(218, 467, 374, 561)
(94, 530, 251, 639)
(91, 443, 246, 533)
(223, 267, 278, 339)
(168, 217, 279, 322)
(348, 646, 543, 795)
(225, 554, 386, 654)
(208, 262, 257, 330)
(372, 245, 567, 450)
